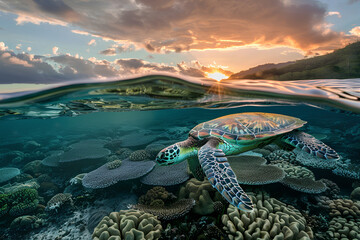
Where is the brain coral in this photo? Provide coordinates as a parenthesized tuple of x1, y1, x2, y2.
(328, 199, 360, 219)
(266, 150, 296, 163)
(221, 192, 314, 240)
(227, 156, 285, 185)
(82, 159, 155, 189)
(92, 209, 162, 240)
(178, 178, 223, 215)
(327, 217, 360, 239)
(0, 167, 21, 183)
(140, 161, 189, 186)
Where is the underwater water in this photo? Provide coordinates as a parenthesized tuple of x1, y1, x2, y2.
(0, 74, 360, 240)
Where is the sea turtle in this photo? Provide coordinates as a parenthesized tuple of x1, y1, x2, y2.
(155, 112, 339, 212)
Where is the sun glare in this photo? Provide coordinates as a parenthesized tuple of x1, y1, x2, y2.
(206, 72, 228, 81)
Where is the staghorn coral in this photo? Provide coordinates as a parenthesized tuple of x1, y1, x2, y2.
(328, 199, 360, 219)
(178, 178, 223, 215)
(46, 193, 73, 212)
(227, 156, 285, 185)
(327, 217, 360, 239)
(0, 167, 21, 183)
(106, 160, 122, 170)
(221, 192, 314, 240)
(266, 150, 296, 163)
(129, 150, 151, 161)
(140, 161, 189, 186)
(92, 209, 162, 240)
(132, 199, 195, 220)
(82, 159, 155, 189)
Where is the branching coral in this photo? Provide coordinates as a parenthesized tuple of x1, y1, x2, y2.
(92, 210, 162, 240)
(6, 188, 39, 217)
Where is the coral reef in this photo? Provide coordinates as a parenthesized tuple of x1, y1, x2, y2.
(92, 210, 162, 240)
(328, 199, 360, 219)
(332, 166, 360, 179)
(327, 217, 360, 239)
(266, 150, 296, 163)
(106, 160, 122, 170)
(82, 159, 155, 189)
(138, 187, 176, 207)
(0, 179, 40, 194)
(294, 148, 340, 169)
(227, 156, 285, 185)
(46, 193, 73, 212)
(221, 192, 314, 240)
(178, 178, 223, 215)
(129, 150, 151, 161)
(0, 167, 20, 183)
(1, 188, 40, 217)
(272, 161, 327, 193)
(88, 209, 112, 233)
(140, 161, 189, 186)
(23, 160, 47, 177)
(133, 199, 195, 220)
(320, 178, 340, 198)
(10, 215, 45, 232)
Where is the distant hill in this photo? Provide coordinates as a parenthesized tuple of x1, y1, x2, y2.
(229, 41, 360, 80)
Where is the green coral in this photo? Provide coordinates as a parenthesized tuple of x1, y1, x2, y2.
(8, 188, 39, 217)
(1, 189, 39, 217)
(92, 210, 162, 240)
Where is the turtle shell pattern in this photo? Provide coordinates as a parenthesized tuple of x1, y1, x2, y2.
(189, 112, 306, 143)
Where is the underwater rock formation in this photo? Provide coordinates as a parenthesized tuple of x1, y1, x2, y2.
(221, 192, 314, 240)
(140, 161, 189, 186)
(133, 199, 195, 220)
(92, 210, 162, 240)
(82, 159, 155, 189)
(178, 178, 223, 215)
(0, 167, 20, 183)
(227, 156, 285, 185)
(23, 160, 47, 177)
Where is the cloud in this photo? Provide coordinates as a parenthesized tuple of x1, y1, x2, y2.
(52, 46, 59, 55)
(27, 47, 32, 51)
(348, 0, 360, 4)
(99, 48, 117, 56)
(88, 39, 96, 46)
(350, 26, 360, 36)
(327, 11, 341, 18)
(0, 0, 353, 53)
(16, 44, 22, 50)
(0, 41, 233, 84)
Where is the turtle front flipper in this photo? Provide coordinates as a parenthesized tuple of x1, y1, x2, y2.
(198, 138, 253, 212)
(281, 130, 339, 160)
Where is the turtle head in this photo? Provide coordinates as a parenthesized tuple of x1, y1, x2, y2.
(155, 144, 182, 166)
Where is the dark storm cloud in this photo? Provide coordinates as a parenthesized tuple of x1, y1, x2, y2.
(32, 0, 81, 22)
(0, 0, 351, 52)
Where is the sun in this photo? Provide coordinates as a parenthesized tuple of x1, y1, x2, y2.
(206, 72, 228, 81)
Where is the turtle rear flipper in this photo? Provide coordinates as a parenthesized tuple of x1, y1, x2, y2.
(198, 138, 253, 212)
(281, 130, 339, 160)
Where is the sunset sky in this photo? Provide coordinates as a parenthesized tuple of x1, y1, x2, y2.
(0, 0, 359, 84)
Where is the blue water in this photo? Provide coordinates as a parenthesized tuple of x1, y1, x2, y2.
(0, 75, 360, 239)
